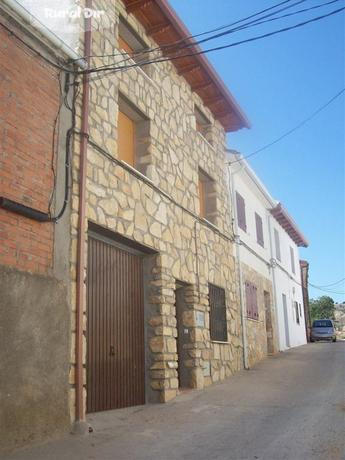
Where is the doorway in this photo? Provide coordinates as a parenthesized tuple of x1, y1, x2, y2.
(86, 232, 145, 413)
(264, 291, 274, 354)
(175, 283, 191, 389)
(282, 293, 290, 348)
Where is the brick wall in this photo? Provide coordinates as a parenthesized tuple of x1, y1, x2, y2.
(0, 23, 60, 273)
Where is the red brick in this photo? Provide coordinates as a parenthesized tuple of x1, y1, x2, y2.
(0, 25, 60, 273)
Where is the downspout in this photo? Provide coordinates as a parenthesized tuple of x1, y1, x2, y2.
(267, 213, 281, 352)
(227, 163, 249, 370)
(74, 0, 92, 430)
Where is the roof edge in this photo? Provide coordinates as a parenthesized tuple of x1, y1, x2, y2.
(270, 203, 309, 248)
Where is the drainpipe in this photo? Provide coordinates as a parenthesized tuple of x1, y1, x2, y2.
(74, 0, 92, 432)
(267, 213, 281, 352)
(227, 163, 249, 370)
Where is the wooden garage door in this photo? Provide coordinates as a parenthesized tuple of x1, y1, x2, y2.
(86, 235, 145, 413)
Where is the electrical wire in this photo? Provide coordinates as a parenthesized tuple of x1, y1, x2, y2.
(310, 277, 345, 288)
(0, 20, 72, 72)
(229, 87, 345, 165)
(81, 0, 309, 62)
(309, 283, 345, 295)
(81, 6, 345, 79)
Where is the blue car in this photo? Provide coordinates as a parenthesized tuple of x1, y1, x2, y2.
(311, 319, 336, 342)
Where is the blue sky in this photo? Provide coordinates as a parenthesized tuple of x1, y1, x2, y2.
(170, 0, 345, 303)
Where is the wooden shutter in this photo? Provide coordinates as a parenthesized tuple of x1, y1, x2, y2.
(290, 247, 295, 274)
(118, 111, 135, 166)
(118, 35, 134, 55)
(199, 176, 206, 218)
(274, 228, 281, 261)
(236, 192, 246, 232)
(245, 282, 252, 319)
(245, 281, 258, 320)
(209, 284, 227, 342)
(252, 285, 258, 320)
(255, 212, 264, 247)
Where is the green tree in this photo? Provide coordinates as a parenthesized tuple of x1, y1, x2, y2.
(309, 296, 335, 321)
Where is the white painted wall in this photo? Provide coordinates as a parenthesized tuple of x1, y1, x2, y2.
(228, 153, 307, 351)
(269, 216, 307, 350)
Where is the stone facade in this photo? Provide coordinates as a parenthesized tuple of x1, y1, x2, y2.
(241, 262, 276, 367)
(69, 0, 244, 421)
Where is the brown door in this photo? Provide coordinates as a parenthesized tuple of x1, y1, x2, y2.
(175, 285, 190, 389)
(264, 291, 274, 355)
(86, 235, 145, 413)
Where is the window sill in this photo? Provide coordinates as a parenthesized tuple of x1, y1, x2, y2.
(211, 340, 230, 344)
(246, 317, 262, 323)
(116, 48, 160, 91)
(196, 131, 215, 152)
(200, 217, 218, 231)
(119, 160, 153, 184)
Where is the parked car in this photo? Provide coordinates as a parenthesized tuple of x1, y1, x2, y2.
(310, 319, 336, 342)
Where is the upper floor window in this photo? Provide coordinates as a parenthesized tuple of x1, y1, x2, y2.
(209, 284, 228, 342)
(118, 95, 150, 174)
(195, 106, 211, 142)
(198, 169, 217, 224)
(118, 17, 150, 75)
(290, 246, 296, 274)
(274, 228, 281, 262)
(245, 281, 258, 320)
(255, 212, 264, 247)
(294, 301, 300, 324)
(236, 191, 246, 232)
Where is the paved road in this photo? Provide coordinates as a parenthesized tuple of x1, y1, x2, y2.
(5, 342, 345, 460)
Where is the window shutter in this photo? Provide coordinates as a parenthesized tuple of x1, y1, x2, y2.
(118, 35, 134, 54)
(253, 285, 258, 320)
(118, 111, 135, 166)
(245, 282, 251, 318)
(209, 284, 227, 342)
(236, 192, 246, 232)
(199, 177, 206, 218)
(274, 229, 281, 261)
(255, 212, 264, 247)
(290, 247, 295, 274)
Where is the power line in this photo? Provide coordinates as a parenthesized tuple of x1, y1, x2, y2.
(86, 0, 327, 70)
(86, 1, 342, 72)
(309, 283, 345, 295)
(311, 277, 345, 288)
(81, 0, 303, 61)
(82, 6, 345, 78)
(229, 87, 345, 165)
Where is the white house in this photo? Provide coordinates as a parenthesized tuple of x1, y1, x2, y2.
(227, 151, 308, 358)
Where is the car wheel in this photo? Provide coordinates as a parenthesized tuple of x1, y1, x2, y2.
(333, 337, 337, 342)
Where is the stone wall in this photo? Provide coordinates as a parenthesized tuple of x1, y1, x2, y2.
(68, 0, 243, 421)
(241, 262, 277, 367)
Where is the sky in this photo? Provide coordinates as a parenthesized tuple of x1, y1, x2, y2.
(170, 0, 345, 303)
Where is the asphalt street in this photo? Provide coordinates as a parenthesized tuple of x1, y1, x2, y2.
(5, 341, 345, 460)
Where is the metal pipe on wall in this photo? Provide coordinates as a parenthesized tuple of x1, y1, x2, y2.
(75, 0, 92, 428)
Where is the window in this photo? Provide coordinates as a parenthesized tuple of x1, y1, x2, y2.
(245, 281, 258, 320)
(118, 95, 150, 174)
(209, 284, 227, 342)
(294, 301, 300, 324)
(299, 303, 302, 317)
(274, 228, 281, 262)
(118, 110, 135, 166)
(236, 192, 246, 232)
(290, 246, 295, 274)
(118, 17, 151, 76)
(198, 169, 217, 224)
(255, 212, 264, 247)
(195, 106, 211, 141)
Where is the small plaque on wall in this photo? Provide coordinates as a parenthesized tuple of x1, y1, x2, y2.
(196, 311, 205, 327)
